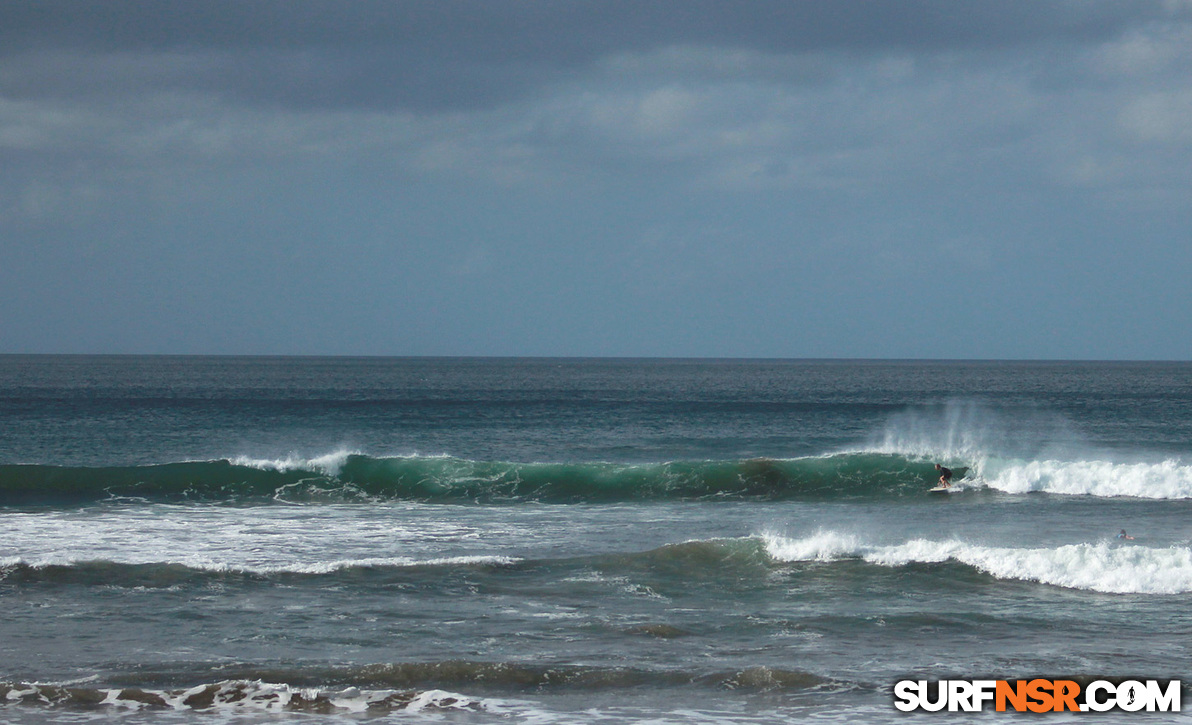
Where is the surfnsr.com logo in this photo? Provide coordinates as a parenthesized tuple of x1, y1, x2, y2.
(893, 679, 1181, 713)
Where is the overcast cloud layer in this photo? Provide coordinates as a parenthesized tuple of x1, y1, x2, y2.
(3, 1, 1192, 358)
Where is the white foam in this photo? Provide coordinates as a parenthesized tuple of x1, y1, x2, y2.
(761, 530, 863, 561)
(150, 681, 483, 713)
(0, 503, 531, 578)
(256, 554, 519, 575)
(0, 553, 519, 576)
(762, 532, 1192, 594)
(405, 689, 484, 712)
(982, 458, 1192, 499)
(230, 449, 358, 476)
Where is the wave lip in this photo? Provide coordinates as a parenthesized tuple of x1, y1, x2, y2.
(763, 532, 1192, 594)
(230, 449, 357, 477)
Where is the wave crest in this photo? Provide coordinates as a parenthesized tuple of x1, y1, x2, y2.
(0, 453, 953, 505)
(6, 450, 1192, 505)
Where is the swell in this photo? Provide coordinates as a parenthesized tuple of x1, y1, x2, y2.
(0, 453, 960, 506)
(5, 534, 1184, 595)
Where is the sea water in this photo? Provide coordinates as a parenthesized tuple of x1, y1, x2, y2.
(1, 356, 1190, 723)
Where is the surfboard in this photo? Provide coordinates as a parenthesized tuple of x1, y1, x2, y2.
(928, 485, 950, 493)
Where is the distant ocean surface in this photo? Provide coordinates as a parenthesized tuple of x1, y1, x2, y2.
(2, 356, 1191, 723)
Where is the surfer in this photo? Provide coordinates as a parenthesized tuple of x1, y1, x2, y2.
(1117, 529, 1134, 540)
(934, 464, 953, 489)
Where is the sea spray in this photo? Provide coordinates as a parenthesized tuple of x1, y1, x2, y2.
(866, 399, 1091, 478)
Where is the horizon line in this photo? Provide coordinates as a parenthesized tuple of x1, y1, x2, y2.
(1, 353, 1187, 364)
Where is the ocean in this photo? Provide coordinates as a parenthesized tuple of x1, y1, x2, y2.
(1, 356, 1190, 723)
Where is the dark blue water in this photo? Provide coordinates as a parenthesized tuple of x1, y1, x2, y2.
(2, 356, 1191, 722)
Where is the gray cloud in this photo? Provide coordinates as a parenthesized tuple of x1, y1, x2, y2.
(5, 1, 1192, 358)
(2, 0, 1187, 112)
(6, 0, 1192, 189)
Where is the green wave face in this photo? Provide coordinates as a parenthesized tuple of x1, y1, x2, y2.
(0, 454, 965, 506)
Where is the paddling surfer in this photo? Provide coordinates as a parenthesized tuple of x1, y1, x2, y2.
(934, 464, 953, 489)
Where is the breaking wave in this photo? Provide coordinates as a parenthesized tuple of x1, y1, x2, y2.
(0, 453, 962, 505)
(3, 446, 1190, 507)
(979, 458, 1192, 498)
(763, 531, 1192, 594)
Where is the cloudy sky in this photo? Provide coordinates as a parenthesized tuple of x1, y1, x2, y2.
(3, 1, 1192, 359)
